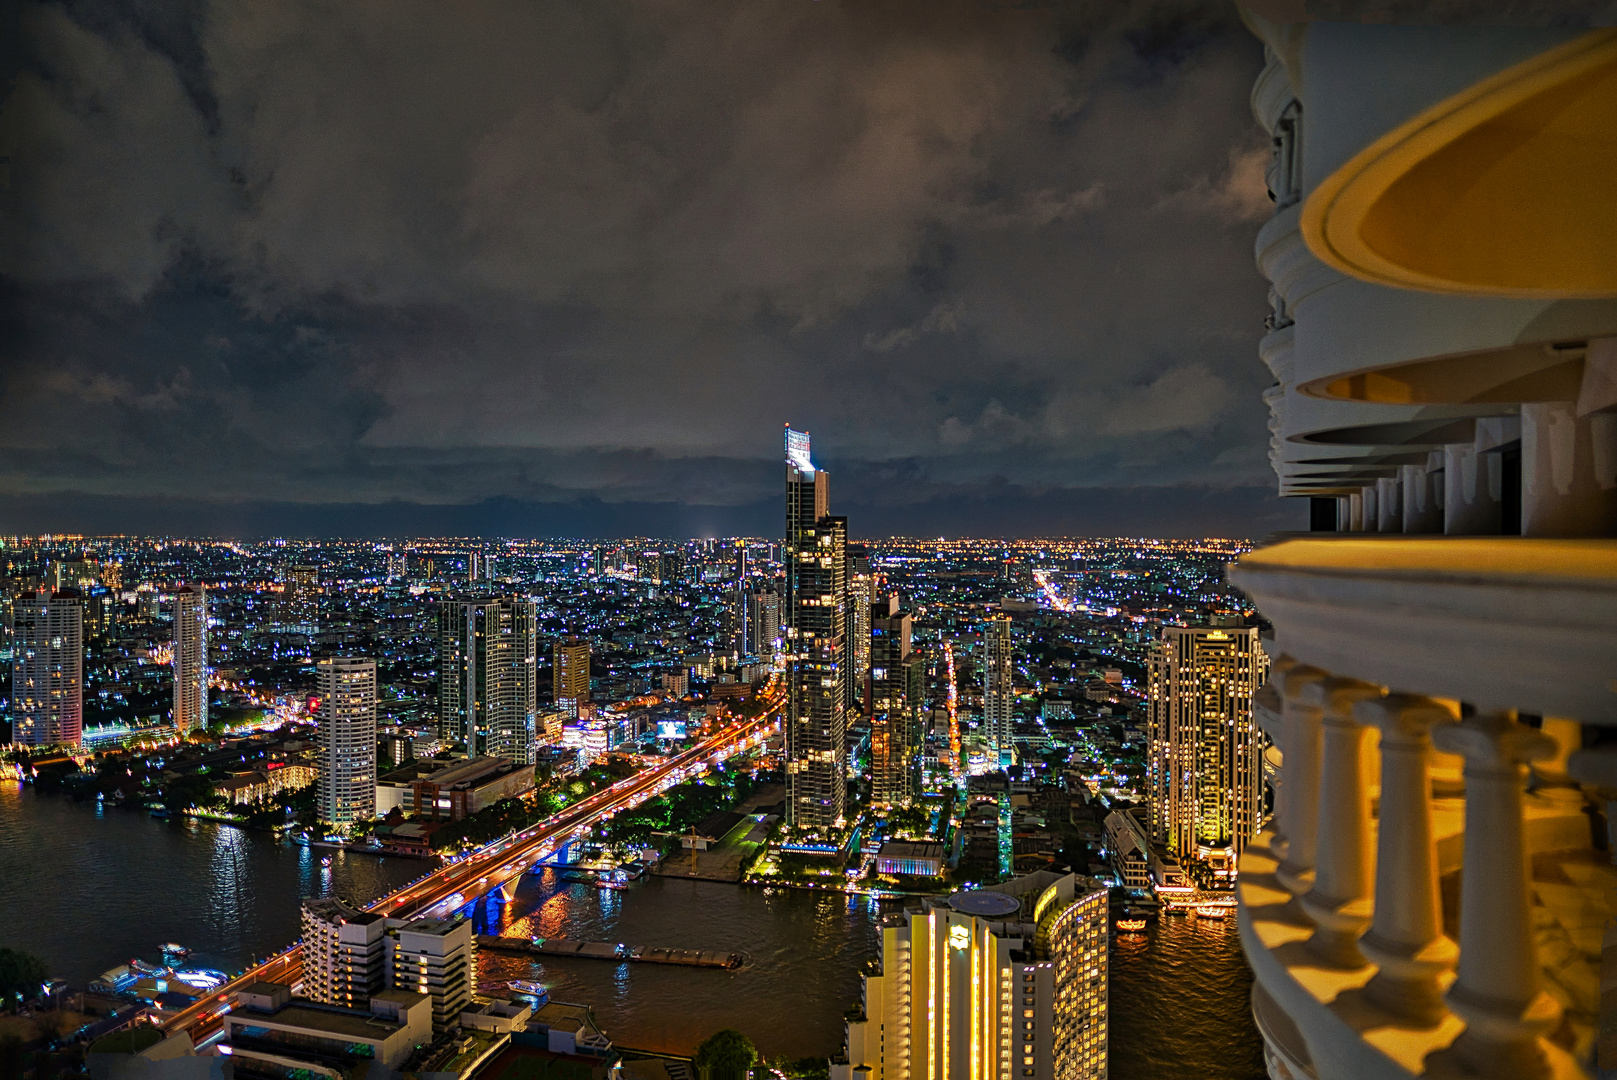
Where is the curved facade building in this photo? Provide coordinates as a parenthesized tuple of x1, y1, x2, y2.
(1233, 16, 1616, 1080)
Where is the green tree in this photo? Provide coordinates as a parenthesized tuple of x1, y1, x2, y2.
(0, 947, 49, 1009)
(694, 1029, 757, 1080)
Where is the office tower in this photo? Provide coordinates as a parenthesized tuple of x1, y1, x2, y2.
(553, 636, 591, 718)
(869, 596, 924, 807)
(391, 917, 475, 1033)
(846, 544, 873, 710)
(734, 541, 748, 582)
(172, 585, 209, 733)
(466, 553, 479, 582)
(836, 873, 1109, 1080)
(1234, 26, 1617, 1078)
(783, 427, 849, 830)
(317, 656, 378, 826)
(745, 584, 782, 658)
(983, 614, 1015, 766)
(10, 589, 83, 747)
(590, 547, 604, 577)
(278, 565, 319, 632)
(1146, 624, 1266, 867)
(386, 550, 407, 580)
(300, 898, 389, 1007)
(435, 598, 539, 762)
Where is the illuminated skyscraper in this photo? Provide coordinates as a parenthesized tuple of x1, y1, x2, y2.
(1146, 623, 1267, 867)
(279, 565, 320, 633)
(784, 427, 849, 830)
(172, 585, 209, 733)
(836, 873, 1110, 1080)
(553, 636, 591, 718)
(847, 544, 873, 710)
(734, 583, 781, 657)
(869, 596, 923, 806)
(317, 657, 377, 827)
(983, 613, 1015, 766)
(11, 589, 83, 747)
(435, 598, 539, 762)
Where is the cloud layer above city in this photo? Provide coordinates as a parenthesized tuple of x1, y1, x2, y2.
(0, 0, 1296, 536)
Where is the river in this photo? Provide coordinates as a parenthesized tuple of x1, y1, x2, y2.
(0, 781, 1264, 1074)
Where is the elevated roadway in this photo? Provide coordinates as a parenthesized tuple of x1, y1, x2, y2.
(159, 690, 781, 1040)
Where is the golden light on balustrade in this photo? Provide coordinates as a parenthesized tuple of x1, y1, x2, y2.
(1302, 29, 1617, 298)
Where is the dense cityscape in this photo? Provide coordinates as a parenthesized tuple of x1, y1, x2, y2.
(4, 7, 1614, 1080)
(0, 429, 1273, 1077)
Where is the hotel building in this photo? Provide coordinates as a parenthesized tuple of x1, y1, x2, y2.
(1234, 16, 1616, 1080)
(835, 872, 1109, 1080)
(300, 899, 391, 1008)
(10, 589, 82, 748)
(1146, 623, 1268, 871)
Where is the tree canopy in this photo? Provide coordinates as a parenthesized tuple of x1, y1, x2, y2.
(0, 948, 49, 1007)
(694, 1028, 758, 1080)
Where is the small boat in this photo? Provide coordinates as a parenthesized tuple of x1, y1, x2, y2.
(1195, 904, 1231, 920)
(1115, 918, 1147, 931)
(159, 943, 190, 958)
(129, 958, 167, 977)
(320, 856, 333, 868)
(506, 980, 549, 1004)
(149, 804, 169, 819)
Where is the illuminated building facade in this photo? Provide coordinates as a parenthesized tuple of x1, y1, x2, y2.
(870, 596, 924, 806)
(391, 916, 475, 1033)
(436, 597, 539, 762)
(317, 656, 377, 826)
(836, 872, 1109, 1080)
(10, 588, 82, 747)
(552, 635, 591, 719)
(1146, 623, 1267, 866)
(172, 585, 209, 733)
(278, 564, 320, 632)
(847, 543, 873, 707)
(1233, 19, 1617, 1080)
(784, 427, 849, 830)
(983, 614, 1015, 767)
(300, 898, 390, 1007)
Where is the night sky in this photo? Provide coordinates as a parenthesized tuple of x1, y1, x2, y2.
(0, 0, 1303, 538)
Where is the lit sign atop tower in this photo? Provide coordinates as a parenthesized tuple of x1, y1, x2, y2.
(785, 426, 815, 475)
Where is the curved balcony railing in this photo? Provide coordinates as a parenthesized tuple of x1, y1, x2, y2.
(1229, 538, 1615, 1080)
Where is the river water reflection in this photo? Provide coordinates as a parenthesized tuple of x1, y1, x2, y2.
(1, 782, 1263, 1073)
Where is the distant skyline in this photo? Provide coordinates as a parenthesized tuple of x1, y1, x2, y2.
(2, 1, 1289, 537)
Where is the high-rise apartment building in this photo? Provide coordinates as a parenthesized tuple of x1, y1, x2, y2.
(735, 584, 781, 657)
(846, 544, 873, 709)
(783, 427, 849, 830)
(10, 589, 83, 748)
(552, 636, 591, 719)
(983, 613, 1015, 766)
(317, 657, 377, 827)
(835, 873, 1110, 1080)
(436, 598, 538, 762)
(869, 596, 923, 807)
(300, 899, 390, 1007)
(1230, 23, 1617, 1079)
(172, 585, 209, 733)
(391, 917, 475, 1033)
(279, 565, 320, 632)
(1146, 623, 1266, 866)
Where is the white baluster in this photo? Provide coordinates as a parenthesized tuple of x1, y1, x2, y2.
(1275, 664, 1328, 900)
(1264, 655, 1298, 862)
(1354, 694, 1459, 1025)
(1430, 711, 1560, 1080)
(1299, 677, 1383, 967)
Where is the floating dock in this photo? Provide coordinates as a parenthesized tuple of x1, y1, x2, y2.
(477, 934, 743, 970)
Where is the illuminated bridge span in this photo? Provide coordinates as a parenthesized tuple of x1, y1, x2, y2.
(159, 691, 782, 1039)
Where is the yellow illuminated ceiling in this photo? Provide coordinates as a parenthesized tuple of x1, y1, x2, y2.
(1301, 29, 1617, 298)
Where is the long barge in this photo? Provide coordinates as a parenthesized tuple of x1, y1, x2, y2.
(476, 934, 743, 970)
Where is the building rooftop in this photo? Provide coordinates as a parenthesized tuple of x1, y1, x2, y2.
(231, 999, 417, 1041)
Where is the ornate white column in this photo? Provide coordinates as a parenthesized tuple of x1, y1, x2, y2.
(1299, 677, 1384, 967)
(1354, 694, 1459, 1024)
(1430, 711, 1560, 1080)
(1264, 655, 1298, 862)
(1275, 664, 1328, 899)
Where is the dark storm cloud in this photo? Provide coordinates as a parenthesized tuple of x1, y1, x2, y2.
(0, 0, 1289, 535)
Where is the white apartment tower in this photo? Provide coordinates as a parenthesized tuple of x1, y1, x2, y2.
(391, 917, 476, 1033)
(300, 899, 390, 1007)
(317, 657, 378, 827)
(983, 614, 1015, 767)
(11, 589, 83, 748)
(172, 585, 209, 733)
(1146, 624, 1267, 865)
(836, 873, 1110, 1080)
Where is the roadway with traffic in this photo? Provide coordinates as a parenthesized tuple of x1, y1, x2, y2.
(160, 684, 784, 1040)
